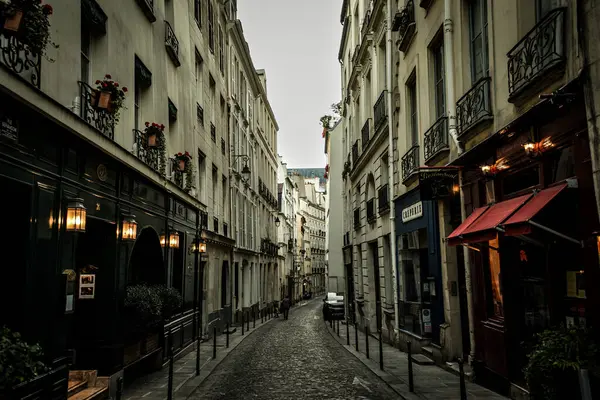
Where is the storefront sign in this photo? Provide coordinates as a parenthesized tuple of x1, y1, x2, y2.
(0, 113, 19, 142)
(402, 201, 423, 223)
(419, 168, 458, 200)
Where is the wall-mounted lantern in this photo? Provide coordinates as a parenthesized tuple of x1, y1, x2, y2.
(275, 217, 281, 227)
(190, 237, 207, 254)
(66, 198, 87, 232)
(161, 231, 180, 248)
(122, 215, 138, 241)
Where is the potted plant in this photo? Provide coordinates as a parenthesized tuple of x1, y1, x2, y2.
(144, 122, 165, 148)
(0, 0, 54, 55)
(0, 327, 48, 394)
(154, 285, 182, 321)
(91, 74, 127, 120)
(123, 284, 162, 364)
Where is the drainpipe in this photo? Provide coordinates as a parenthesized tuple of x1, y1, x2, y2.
(386, 0, 400, 337)
(443, 0, 462, 154)
(459, 170, 476, 363)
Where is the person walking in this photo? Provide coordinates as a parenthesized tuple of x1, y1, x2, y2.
(281, 295, 291, 320)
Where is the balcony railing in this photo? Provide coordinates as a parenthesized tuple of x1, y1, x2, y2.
(165, 21, 180, 66)
(213, 217, 219, 233)
(169, 158, 184, 188)
(210, 123, 216, 142)
(373, 90, 387, 131)
(135, 0, 156, 22)
(378, 184, 390, 213)
(353, 208, 360, 230)
(401, 145, 419, 182)
(134, 129, 162, 173)
(507, 8, 566, 100)
(456, 77, 492, 136)
(394, 0, 416, 53)
(361, 119, 371, 152)
(423, 116, 449, 163)
(366, 198, 376, 222)
(352, 140, 360, 168)
(0, 33, 41, 88)
(78, 81, 115, 140)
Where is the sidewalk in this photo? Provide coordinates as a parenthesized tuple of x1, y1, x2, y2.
(122, 309, 280, 400)
(326, 321, 509, 400)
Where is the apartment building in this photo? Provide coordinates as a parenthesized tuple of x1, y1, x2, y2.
(338, 0, 600, 397)
(0, 0, 279, 394)
(277, 156, 298, 301)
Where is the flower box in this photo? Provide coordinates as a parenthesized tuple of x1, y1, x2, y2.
(3, 10, 23, 32)
(178, 159, 185, 171)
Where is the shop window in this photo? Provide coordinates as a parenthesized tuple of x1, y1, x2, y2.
(486, 236, 504, 318)
(502, 165, 540, 197)
(545, 145, 575, 184)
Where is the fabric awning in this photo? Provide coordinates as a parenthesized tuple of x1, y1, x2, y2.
(447, 194, 533, 246)
(446, 206, 489, 247)
(502, 183, 569, 236)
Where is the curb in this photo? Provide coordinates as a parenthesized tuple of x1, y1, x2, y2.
(324, 322, 422, 400)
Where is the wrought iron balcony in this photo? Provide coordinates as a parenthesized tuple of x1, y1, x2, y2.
(210, 123, 216, 142)
(353, 208, 360, 230)
(456, 77, 492, 136)
(373, 90, 387, 131)
(423, 116, 449, 163)
(361, 119, 371, 152)
(165, 21, 180, 66)
(134, 129, 162, 173)
(378, 184, 390, 213)
(78, 81, 115, 140)
(169, 158, 184, 188)
(507, 8, 566, 101)
(135, 0, 156, 22)
(352, 140, 360, 168)
(366, 198, 376, 222)
(0, 33, 41, 88)
(393, 0, 416, 53)
(401, 145, 419, 182)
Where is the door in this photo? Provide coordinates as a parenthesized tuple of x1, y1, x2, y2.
(371, 242, 382, 330)
(345, 263, 355, 323)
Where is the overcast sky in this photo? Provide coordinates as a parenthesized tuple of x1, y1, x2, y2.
(237, 0, 343, 169)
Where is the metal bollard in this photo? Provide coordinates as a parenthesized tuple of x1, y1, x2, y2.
(195, 325, 201, 376)
(241, 311, 245, 335)
(226, 322, 230, 348)
(253, 309, 256, 328)
(337, 320, 340, 336)
(246, 311, 250, 331)
(212, 327, 217, 359)
(115, 376, 123, 400)
(354, 322, 359, 352)
(458, 358, 467, 400)
(346, 320, 350, 346)
(261, 309, 264, 323)
(378, 329, 384, 371)
(407, 341, 414, 393)
(365, 325, 370, 359)
(167, 330, 174, 400)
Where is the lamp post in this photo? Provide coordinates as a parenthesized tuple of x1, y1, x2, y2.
(195, 236, 207, 376)
(231, 154, 251, 183)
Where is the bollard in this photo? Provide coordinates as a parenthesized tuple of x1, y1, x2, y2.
(337, 320, 340, 336)
(330, 319, 333, 329)
(253, 309, 256, 328)
(212, 327, 217, 359)
(261, 309, 264, 323)
(241, 311, 245, 335)
(458, 358, 467, 400)
(167, 330, 174, 400)
(378, 329, 384, 371)
(246, 311, 250, 331)
(226, 322, 230, 348)
(365, 325, 370, 359)
(195, 326, 201, 376)
(115, 376, 123, 400)
(346, 319, 350, 345)
(407, 341, 414, 393)
(354, 322, 359, 352)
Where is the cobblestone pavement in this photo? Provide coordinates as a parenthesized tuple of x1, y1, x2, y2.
(190, 300, 400, 400)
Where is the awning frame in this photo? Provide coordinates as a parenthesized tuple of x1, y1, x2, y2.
(528, 220, 583, 247)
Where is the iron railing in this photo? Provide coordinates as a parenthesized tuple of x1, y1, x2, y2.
(394, 0, 416, 52)
(79, 81, 115, 140)
(210, 123, 216, 142)
(169, 158, 184, 188)
(366, 198, 376, 222)
(353, 208, 360, 230)
(0, 33, 41, 88)
(361, 119, 371, 152)
(374, 90, 387, 131)
(352, 140, 360, 167)
(456, 77, 492, 136)
(378, 184, 390, 213)
(165, 21, 180, 66)
(423, 116, 449, 163)
(401, 145, 419, 181)
(197, 104, 204, 127)
(134, 129, 162, 173)
(507, 8, 566, 99)
(135, 0, 155, 22)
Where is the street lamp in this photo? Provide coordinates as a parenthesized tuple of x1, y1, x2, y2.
(121, 214, 138, 241)
(232, 154, 251, 182)
(160, 231, 180, 248)
(66, 198, 86, 232)
(275, 217, 281, 227)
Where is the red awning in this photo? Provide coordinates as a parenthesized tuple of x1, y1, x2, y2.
(447, 206, 489, 247)
(502, 183, 569, 236)
(447, 194, 532, 246)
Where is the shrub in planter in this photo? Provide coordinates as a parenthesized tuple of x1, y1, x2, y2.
(154, 285, 183, 321)
(124, 284, 162, 338)
(0, 326, 48, 390)
(0, 0, 54, 55)
(524, 324, 598, 400)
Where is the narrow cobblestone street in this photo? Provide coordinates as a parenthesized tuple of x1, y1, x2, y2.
(190, 300, 399, 400)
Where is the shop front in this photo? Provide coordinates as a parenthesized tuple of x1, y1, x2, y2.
(447, 83, 600, 395)
(394, 188, 444, 351)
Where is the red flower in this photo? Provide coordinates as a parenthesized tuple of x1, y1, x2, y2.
(160, 124, 165, 130)
(122, 87, 128, 92)
(185, 151, 190, 157)
(145, 122, 150, 127)
(102, 83, 107, 87)
(178, 152, 182, 156)
(95, 80, 101, 84)
(105, 74, 112, 79)
(114, 82, 119, 87)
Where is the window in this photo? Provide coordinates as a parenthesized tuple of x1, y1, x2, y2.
(134, 81, 141, 131)
(208, 0, 214, 53)
(194, 0, 201, 26)
(212, 165, 218, 217)
(221, 137, 226, 155)
(195, 49, 203, 84)
(197, 103, 204, 127)
(197, 150, 206, 199)
(218, 25, 224, 74)
(469, 0, 489, 82)
(486, 236, 504, 317)
(407, 73, 418, 145)
(222, 175, 227, 223)
(211, 123, 216, 142)
(80, 22, 91, 84)
(432, 40, 445, 119)
(536, 0, 560, 21)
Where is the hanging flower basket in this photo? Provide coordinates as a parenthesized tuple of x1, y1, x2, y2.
(142, 122, 167, 175)
(93, 74, 127, 120)
(173, 152, 195, 192)
(0, 0, 54, 55)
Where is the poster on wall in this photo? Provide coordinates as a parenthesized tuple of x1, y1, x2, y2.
(79, 274, 96, 299)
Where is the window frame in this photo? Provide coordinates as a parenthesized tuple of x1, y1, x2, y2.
(468, 0, 489, 83)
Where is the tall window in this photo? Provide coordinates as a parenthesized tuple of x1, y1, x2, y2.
(222, 175, 227, 222)
(469, 0, 489, 82)
(208, 0, 214, 53)
(194, 0, 201, 26)
(432, 40, 445, 118)
(134, 82, 141, 131)
(80, 23, 91, 84)
(407, 73, 418, 145)
(218, 25, 224, 74)
(197, 150, 206, 198)
(212, 165, 218, 218)
(536, 0, 560, 21)
(195, 49, 203, 85)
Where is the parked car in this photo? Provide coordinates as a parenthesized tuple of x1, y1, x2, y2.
(323, 292, 345, 321)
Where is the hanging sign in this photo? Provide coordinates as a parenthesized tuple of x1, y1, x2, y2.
(419, 168, 459, 200)
(0, 113, 19, 142)
(402, 201, 423, 223)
